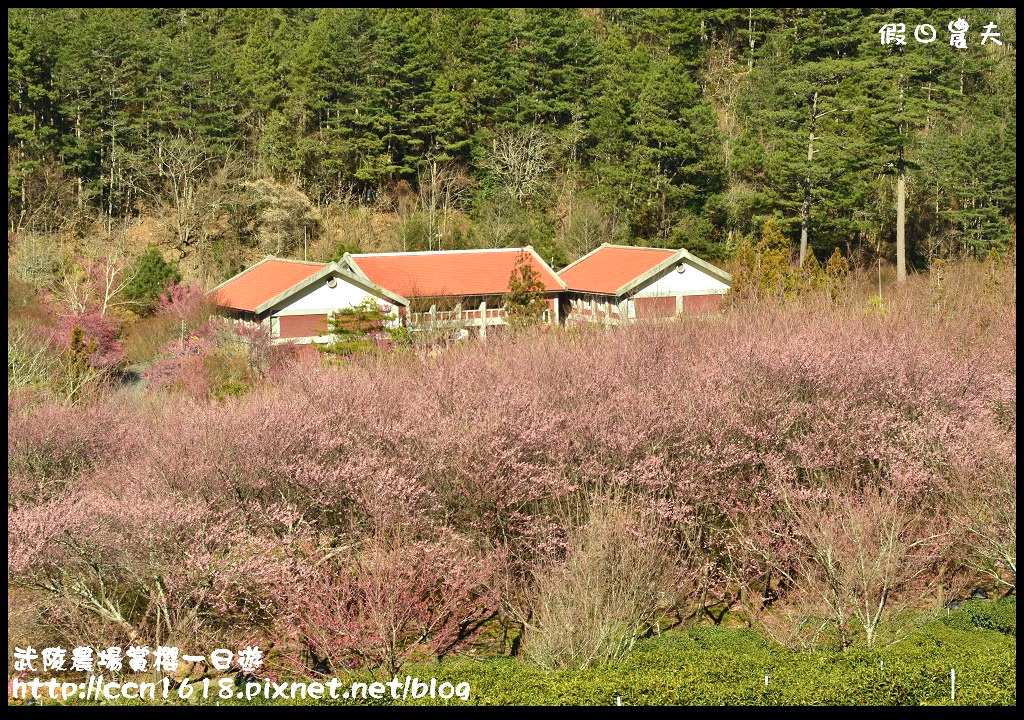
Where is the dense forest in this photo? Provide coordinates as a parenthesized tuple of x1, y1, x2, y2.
(7, 8, 1017, 285)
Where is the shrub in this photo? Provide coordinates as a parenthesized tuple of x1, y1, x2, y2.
(319, 297, 393, 357)
(156, 281, 214, 327)
(8, 318, 60, 391)
(8, 398, 133, 507)
(299, 623, 1014, 706)
(517, 499, 677, 669)
(123, 313, 179, 365)
(291, 536, 495, 677)
(146, 319, 271, 399)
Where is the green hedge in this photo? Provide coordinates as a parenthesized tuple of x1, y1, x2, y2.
(942, 596, 1016, 636)
(50, 599, 1017, 706)
(400, 623, 1014, 706)
(375, 602, 1016, 706)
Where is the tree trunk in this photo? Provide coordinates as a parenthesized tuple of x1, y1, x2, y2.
(747, 8, 755, 70)
(800, 91, 817, 266)
(896, 145, 907, 282)
(75, 108, 85, 211)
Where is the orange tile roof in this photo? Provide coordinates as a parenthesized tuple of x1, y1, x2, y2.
(212, 259, 326, 312)
(349, 249, 563, 298)
(559, 246, 677, 295)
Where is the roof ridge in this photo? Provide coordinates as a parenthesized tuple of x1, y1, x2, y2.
(598, 244, 678, 252)
(263, 257, 329, 267)
(352, 247, 532, 257)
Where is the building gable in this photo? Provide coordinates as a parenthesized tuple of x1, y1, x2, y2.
(264, 269, 400, 317)
(631, 259, 730, 297)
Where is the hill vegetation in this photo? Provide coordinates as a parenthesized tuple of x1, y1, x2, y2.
(8, 8, 1016, 285)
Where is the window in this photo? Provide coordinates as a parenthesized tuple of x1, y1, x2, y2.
(542, 308, 551, 323)
(270, 316, 280, 337)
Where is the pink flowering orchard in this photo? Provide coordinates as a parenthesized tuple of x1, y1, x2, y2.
(7, 262, 1017, 674)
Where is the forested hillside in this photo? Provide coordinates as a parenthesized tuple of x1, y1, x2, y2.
(8, 8, 1016, 284)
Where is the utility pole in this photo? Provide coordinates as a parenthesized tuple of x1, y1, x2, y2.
(896, 145, 906, 283)
(896, 77, 907, 283)
(800, 90, 818, 266)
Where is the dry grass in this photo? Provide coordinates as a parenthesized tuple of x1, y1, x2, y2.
(516, 498, 678, 670)
(123, 314, 178, 365)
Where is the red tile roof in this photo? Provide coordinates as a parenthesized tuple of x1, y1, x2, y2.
(559, 246, 677, 295)
(212, 259, 325, 312)
(349, 248, 563, 298)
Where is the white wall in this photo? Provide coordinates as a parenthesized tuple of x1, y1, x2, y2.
(633, 261, 729, 297)
(273, 275, 381, 313)
(267, 273, 401, 328)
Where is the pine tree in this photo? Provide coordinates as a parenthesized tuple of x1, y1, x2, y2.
(504, 251, 548, 328)
(5, 8, 1016, 262)
(124, 245, 181, 312)
(319, 297, 388, 356)
(730, 218, 798, 304)
(8, 10, 61, 230)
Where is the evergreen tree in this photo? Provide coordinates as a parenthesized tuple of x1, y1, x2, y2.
(8, 10, 61, 230)
(504, 251, 548, 327)
(123, 245, 182, 312)
(319, 297, 388, 356)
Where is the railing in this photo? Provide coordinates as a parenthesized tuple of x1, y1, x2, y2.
(218, 316, 264, 332)
(407, 303, 507, 338)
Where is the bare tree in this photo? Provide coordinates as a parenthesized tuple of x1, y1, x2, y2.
(7, 323, 60, 389)
(475, 202, 520, 250)
(560, 196, 613, 261)
(418, 160, 473, 251)
(10, 232, 60, 287)
(8, 154, 83, 235)
(391, 179, 418, 252)
(509, 498, 677, 669)
(483, 126, 553, 207)
(125, 134, 222, 259)
(59, 242, 138, 316)
(239, 178, 320, 257)
(950, 462, 1016, 593)
(773, 483, 947, 648)
(739, 480, 949, 649)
